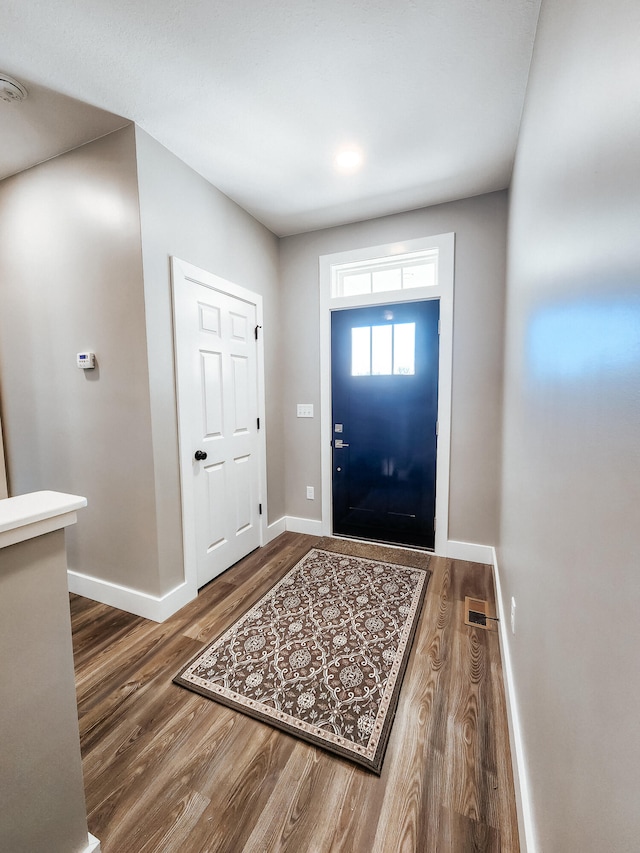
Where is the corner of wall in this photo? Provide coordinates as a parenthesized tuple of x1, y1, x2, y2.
(490, 546, 536, 853)
(67, 569, 196, 623)
(84, 833, 101, 853)
(0, 407, 8, 499)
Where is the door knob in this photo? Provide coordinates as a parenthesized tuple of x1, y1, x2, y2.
(194, 450, 207, 461)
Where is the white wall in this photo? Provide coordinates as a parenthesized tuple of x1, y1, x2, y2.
(279, 191, 507, 546)
(134, 128, 284, 593)
(500, 0, 640, 849)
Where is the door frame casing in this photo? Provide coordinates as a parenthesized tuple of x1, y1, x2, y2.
(171, 257, 268, 596)
(319, 233, 454, 555)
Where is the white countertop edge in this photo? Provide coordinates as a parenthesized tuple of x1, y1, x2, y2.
(0, 491, 87, 534)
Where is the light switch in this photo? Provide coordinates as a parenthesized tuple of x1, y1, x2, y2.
(297, 404, 314, 418)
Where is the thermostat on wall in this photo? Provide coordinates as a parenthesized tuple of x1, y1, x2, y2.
(76, 352, 96, 369)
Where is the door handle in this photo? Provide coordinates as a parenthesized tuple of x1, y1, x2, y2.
(194, 450, 208, 461)
(334, 440, 350, 448)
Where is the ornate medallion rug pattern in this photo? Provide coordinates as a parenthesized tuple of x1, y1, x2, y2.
(175, 548, 430, 773)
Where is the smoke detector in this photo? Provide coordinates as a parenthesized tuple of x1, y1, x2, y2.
(0, 74, 28, 104)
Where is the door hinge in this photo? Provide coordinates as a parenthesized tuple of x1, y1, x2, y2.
(259, 503, 263, 515)
(435, 420, 439, 436)
(255, 324, 262, 340)
(438, 319, 441, 335)
(257, 417, 260, 430)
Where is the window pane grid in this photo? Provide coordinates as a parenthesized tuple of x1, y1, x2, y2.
(351, 323, 415, 376)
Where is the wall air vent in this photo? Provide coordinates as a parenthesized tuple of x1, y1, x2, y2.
(0, 74, 28, 104)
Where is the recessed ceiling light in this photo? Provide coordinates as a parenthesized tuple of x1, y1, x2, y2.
(334, 146, 364, 174)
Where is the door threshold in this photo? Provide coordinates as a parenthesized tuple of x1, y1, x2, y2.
(329, 533, 434, 555)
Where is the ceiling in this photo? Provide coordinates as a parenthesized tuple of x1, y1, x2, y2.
(0, 0, 541, 237)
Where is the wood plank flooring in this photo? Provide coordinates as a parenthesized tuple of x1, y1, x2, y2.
(71, 533, 519, 853)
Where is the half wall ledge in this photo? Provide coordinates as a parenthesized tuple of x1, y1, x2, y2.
(0, 490, 98, 853)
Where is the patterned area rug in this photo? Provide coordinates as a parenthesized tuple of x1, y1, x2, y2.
(174, 546, 431, 773)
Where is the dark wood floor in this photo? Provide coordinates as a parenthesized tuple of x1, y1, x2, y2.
(71, 532, 519, 852)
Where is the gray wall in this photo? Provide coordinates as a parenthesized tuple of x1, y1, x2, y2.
(1, 529, 90, 853)
(500, 0, 640, 850)
(279, 191, 507, 545)
(0, 126, 284, 600)
(134, 128, 284, 593)
(0, 126, 164, 594)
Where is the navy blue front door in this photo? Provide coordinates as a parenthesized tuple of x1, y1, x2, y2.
(331, 300, 439, 549)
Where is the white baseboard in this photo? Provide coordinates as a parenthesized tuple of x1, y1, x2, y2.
(84, 833, 101, 853)
(265, 516, 286, 542)
(445, 539, 494, 563)
(277, 526, 493, 561)
(490, 547, 536, 853)
(67, 570, 196, 623)
(284, 516, 324, 535)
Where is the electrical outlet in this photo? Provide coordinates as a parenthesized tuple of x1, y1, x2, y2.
(306, 486, 314, 500)
(297, 404, 314, 418)
(510, 597, 516, 634)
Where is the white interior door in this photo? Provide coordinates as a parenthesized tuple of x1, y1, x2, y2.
(172, 259, 264, 589)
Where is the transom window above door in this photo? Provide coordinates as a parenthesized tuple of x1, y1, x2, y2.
(332, 249, 438, 299)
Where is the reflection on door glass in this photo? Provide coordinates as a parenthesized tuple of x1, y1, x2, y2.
(351, 322, 415, 376)
(393, 323, 415, 374)
(351, 326, 371, 375)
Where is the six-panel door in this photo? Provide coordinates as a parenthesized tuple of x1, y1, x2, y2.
(187, 282, 261, 587)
